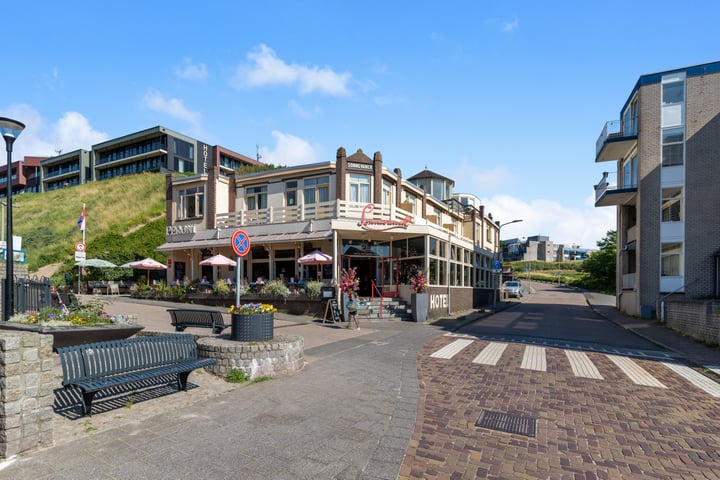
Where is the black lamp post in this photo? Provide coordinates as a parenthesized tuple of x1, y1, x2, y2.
(1, 117, 26, 321)
(494, 219, 523, 305)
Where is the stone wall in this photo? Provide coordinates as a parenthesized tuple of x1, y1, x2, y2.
(197, 334, 304, 380)
(0, 331, 55, 458)
(665, 300, 720, 345)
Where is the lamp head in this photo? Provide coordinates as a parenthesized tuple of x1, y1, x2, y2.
(0, 117, 25, 147)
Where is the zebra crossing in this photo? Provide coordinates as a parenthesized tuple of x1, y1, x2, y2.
(429, 338, 720, 398)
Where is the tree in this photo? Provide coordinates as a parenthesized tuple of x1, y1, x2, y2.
(581, 230, 616, 294)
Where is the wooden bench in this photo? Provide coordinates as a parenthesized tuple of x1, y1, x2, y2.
(168, 309, 228, 334)
(57, 334, 216, 416)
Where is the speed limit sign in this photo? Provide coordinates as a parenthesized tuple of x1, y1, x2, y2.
(75, 242, 86, 252)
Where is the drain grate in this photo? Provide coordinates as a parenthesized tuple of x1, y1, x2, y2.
(475, 409, 536, 437)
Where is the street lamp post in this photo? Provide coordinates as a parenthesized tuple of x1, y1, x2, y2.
(1, 117, 26, 321)
(494, 219, 523, 305)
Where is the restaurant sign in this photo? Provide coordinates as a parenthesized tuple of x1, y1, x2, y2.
(357, 204, 412, 231)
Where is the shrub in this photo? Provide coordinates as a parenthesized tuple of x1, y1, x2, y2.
(304, 281, 323, 300)
(264, 279, 291, 299)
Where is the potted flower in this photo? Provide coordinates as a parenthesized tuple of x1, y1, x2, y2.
(409, 269, 429, 322)
(339, 267, 360, 321)
(227, 303, 278, 342)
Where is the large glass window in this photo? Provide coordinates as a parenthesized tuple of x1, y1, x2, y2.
(662, 81, 684, 105)
(661, 187, 682, 222)
(177, 186, 204, 219)
(623, 155, 638, 188)
(246, 185, 267, 210)
(303, 176, 329, 204)
(662, 128, 684, 167)
(349, 174, 371, 203)
(382, 180, 393, 205)
(661, 242, 683, 276)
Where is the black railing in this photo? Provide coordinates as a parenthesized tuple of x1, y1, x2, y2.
(2, 276, 52, 319)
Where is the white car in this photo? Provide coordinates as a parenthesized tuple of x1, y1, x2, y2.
(501, 280, 523, 298)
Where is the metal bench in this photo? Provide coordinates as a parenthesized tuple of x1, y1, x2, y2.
(168, 309, 228, 334)
(57, 334, 216, 416)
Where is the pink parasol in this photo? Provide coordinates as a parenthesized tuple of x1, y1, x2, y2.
(199, 253, 237, 267)
(126, 257, 168, 282)
(297, 250, 333, 265)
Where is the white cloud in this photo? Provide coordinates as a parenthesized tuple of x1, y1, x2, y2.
(233, 44, 351, 96)
(141, 89, 203, 134)
(259, 131, 318, 167)
(0, 104, 108, 159)
(174, 58, 208, 81)
(502, 17, 519, 33)
(481, 194, 616, 249)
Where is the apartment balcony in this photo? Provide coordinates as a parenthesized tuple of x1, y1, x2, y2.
(595, 120, 637, 163)
(594, 172, 637, 207)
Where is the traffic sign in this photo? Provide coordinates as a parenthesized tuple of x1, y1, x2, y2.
(75, 251, 86, 261)
(493, 260, 502, 273)
(231, 229, 251, 257)
(75, 242, 86, 252)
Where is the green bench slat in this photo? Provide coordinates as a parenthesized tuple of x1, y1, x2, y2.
(168, 309, 228, 334)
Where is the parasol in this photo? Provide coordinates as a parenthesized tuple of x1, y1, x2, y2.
(125, 257, 168, 282)
(75, 258, 117, 268)
(297, 250, 333, 265)
(199, 253, 237, 266)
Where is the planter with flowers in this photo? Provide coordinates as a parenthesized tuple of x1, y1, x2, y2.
(410, 270, 429, 322)
(228, 303, 278, 342)
(2, 301, 143, 351)
(339, 267, 360, 322)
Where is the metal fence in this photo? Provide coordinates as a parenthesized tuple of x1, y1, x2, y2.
(1, 276, 52, 319)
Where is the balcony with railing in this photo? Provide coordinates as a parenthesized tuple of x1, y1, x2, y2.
(595, 119, 637, 162)
(215, 200, 429, 232)
(594, 172, 637, 207)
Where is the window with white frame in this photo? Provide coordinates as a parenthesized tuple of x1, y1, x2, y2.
(662, 127, 685, 167)
(246, 185, 267, 210)
(303, 176, 329, 204)
(349, 174, 371, 203)
(382, 180, 393, 205)
(176, 186, 204, 219)
(661, 187, 682, 222)
(661, 242, 683, 276)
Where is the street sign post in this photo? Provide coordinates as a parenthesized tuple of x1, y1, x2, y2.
(231, 229, 251, 305)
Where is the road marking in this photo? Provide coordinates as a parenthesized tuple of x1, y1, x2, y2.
(663, 362, 720, 398)
(430, 339, 474, 359)
(521, 345, 546, 371)
(472, 342, 508, 366)
(565, 350, 603, 379)
(608, 355, 666, 388)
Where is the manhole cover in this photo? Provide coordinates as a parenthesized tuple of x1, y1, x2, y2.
(475, 409, 536, 437)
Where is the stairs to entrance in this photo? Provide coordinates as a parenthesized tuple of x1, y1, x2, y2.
(356, 296, 413, 322)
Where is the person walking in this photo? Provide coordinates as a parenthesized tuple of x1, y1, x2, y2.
(346, 293, 359, 330)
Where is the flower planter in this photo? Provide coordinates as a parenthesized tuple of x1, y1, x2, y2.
(0, 322, 144, 351)
(411, 293, 429, 322)
(230, 313, 274, 342)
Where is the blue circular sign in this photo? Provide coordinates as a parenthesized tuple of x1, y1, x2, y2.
(231, 229, 251, 257)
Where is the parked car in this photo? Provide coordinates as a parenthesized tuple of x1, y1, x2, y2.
(501, 280, 523, 298)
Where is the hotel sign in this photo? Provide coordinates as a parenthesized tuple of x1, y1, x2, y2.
(167, 225, 196, 236)
(347, 161, 373, 171)
(357, 204, 412, 231)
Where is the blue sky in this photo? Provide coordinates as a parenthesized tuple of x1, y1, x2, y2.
(3, 1, 720, 249)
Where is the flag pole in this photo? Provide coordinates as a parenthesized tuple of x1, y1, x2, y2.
(77, 203, 86, 294)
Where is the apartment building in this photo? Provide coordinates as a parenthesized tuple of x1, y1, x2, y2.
(38, 126, 260, 192)
(594, 61, 720, 318)
(158, 147, 501, 317)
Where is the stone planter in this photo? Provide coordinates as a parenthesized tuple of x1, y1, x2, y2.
(411, 293, 429, 322)
(0, 322, 144, 351)
(230, 313, 274, 342)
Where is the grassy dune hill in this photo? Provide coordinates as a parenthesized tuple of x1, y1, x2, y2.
(12, 173, 167, 281)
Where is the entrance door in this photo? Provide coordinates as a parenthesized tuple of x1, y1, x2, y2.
(379, 257, 399, 297)
(344, 256, 398, 298)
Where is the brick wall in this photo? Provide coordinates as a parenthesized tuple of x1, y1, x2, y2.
(0, 331, 55, 458)
(665, 300, 720, 345)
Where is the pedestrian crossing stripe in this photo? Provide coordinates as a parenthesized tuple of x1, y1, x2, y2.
(565, 350, 603, 379)
(607, 355, 666, 388)
(428, 340, 720, 396)
(430, 339, 473, 359)
(663, 362, 720, 398)
(472, 342, 507, 365)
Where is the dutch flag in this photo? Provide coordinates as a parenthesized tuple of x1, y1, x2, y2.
(77, 204, 86, 232)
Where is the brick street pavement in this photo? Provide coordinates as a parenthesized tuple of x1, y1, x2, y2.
(399, 285, 720, 480)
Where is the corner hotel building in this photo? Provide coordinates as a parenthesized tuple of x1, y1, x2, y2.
(159, 147, 501, 318)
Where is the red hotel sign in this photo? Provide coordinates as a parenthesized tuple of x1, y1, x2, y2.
(357, 204, 413, 231)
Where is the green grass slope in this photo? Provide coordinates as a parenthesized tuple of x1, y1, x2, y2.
(11, 173, 167, 281)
